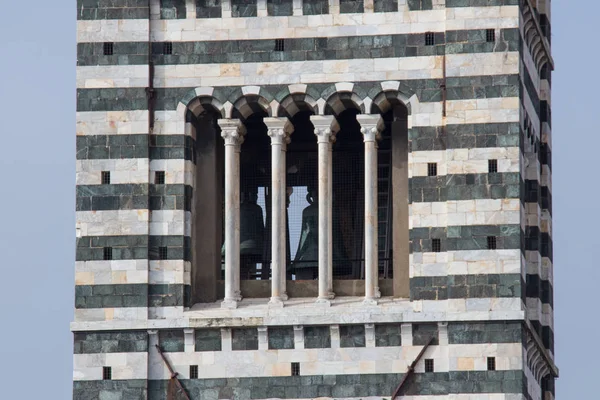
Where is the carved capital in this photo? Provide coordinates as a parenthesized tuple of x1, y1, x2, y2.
(218, 119, 246, 147)
(357, 114, 384, 143)
(310, 115, 339, 144)
(265, 117, 294, 146)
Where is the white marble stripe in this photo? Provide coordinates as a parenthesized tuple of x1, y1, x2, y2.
(76, 159, 149, 185)
(72, 302, 525, 331)
(76, 53, 519, 88)
(410, 249, 522, 277)
(146, 343, 522, 379)
(409, 147, 520, 178)
(410, 199, 521, 229)
(73, 353, 148, 380)
(76, 7, 518, 42)
(75, 210, 189, 237)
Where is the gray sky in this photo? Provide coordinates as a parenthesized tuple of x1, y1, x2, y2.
(0, 1, 594, 398)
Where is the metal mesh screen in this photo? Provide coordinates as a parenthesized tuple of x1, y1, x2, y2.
(332, 109, 364, 279)
(378, 120, 393, 279)
(288, 111, 318, 280)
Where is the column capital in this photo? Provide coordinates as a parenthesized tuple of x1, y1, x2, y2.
(357, 114, 384, 142)
(265, 117, 294, 146)
(310, 115, 339, 143)
(218, 118, 246, 146)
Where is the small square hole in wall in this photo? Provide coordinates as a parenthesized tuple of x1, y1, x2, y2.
(190, 365, 198, 379)
(159, 247, 168, 260)
(163, 42, 173, 55)
(291, 362, 300, 376)
(101, 171, 111, 184)
(275, 38, 285, 51)
(424, 359, 434, 373)
(432, 239, 441, 253)
(486, 29, 496, 42)
(103, 42, 113, 56)
(103, 247, 113, 261)
(155, 171, 166, 184)
(488, 159, 498, 173)
(487, 357, 496, 371)
(425, 32, 435, 46)
(487, 236, 497, 250)
(427, 163, 437, 176)
(103, 366, 112, 380)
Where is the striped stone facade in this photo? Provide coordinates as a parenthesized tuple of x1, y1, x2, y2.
(73, 0, 557, 399)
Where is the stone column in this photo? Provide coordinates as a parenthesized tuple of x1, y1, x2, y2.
(265, 117, 294, 305)
(310, 115, 339, 303)
(219, 119, 246, 309)
(357, 114, 384, 304)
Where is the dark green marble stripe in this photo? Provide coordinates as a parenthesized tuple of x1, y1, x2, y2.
(76, 0, 149, 20)
(410, 274, 524, 301)
(410, 172, 521, 203)
(76, 75, 519, 112)
(76, 134, 196, 161)
(144, 371, 524, 399)
(76, 235, 191, 261)
(76, 183, 191, 211)
(77, 29, 518, 66)
(75, 283, 190, 308)
(410, 224, 522, 253)
(74, 331, 148, 353)
(448, 321, 523, 344)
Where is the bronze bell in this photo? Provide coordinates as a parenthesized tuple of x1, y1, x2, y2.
(221, 191, 265, 257)
(292, 190, 319, 279)
(239, 191, 265, 256)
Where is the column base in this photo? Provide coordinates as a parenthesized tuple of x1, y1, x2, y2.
(375, 288, 381, 298)
(281, 292, 289, 301)
(327, 291, 335, 299)
(221, 299, 238, 309)
(268, 297, 285, 308)
(234, 291, 243, 302)
(316, 297, 331, 306)
(363, 297, 378, 305)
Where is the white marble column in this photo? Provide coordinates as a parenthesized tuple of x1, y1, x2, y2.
(357, 114, 383, 304)
(219, 119, 246, 309)
(265, 117, 294, 305)
(310, 115, 339, 302)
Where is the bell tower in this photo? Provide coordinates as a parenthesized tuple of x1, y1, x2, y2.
(73, 0, 558, 398)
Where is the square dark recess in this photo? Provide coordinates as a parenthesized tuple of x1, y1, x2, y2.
(159, 247, 168, 260)
(101, 171, 111, 184)
(425, 359, 434, 372)
(102, 366, 112, 380)
(432, 239, 441, 253)
(488, 159, 498, 173)
(190, 365, 199, 379)
(487, 357, 496, 371)
(425, 32, 435, 46)
(486, 29, 496, 42)
(275, 38, 285, 51)
(155, 171, 166, 184)
(487, 236, 497, 250)
(427, 163, 437, 176)
(291, 362, 300, 376)
(103, 247, 113, 261)
(103, 42, 114, 55)
(163, 42, 173, 55)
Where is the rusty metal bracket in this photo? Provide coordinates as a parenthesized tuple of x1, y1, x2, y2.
(391, 336, 434, 399)
(155, 344, 191, 400)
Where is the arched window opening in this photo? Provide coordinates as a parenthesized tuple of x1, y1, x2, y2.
(372, 100, 410, 298)
(189, 106, 224, 304)
(287, 110, 318, 281)
(233, 111, 271, 283)
(332, 108, 364, 279)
